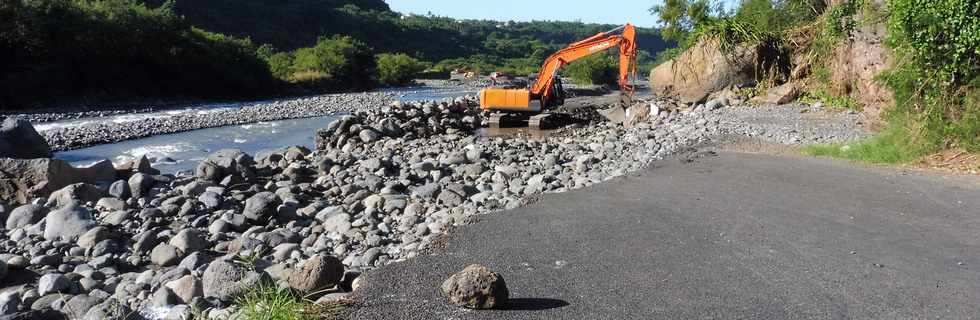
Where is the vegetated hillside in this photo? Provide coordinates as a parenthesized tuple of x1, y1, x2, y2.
(649, 0, 978, 166)
(0, 0, 279, 110)
(140, 0, 671, 63)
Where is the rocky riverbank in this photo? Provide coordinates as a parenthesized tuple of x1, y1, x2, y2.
(0, 94, 867, 319)
(36, 92, 396, 152)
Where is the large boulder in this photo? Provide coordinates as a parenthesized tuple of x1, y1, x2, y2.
(195, 149, 256, 183)
(751, 82, 800, 105)
(287, 255, 345, 295)
(0, 158, 116, 205)
(46, 183, 106, 208)
(649, 38, 757, 104)
(440, 264, 509, 309)
(5, 204, 48, 230)
(43, 202, 97, 242)
(0, 117, 52, 159)
(242, 192, 280, 223)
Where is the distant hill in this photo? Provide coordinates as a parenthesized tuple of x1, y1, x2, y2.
(140, 0, 671, 62)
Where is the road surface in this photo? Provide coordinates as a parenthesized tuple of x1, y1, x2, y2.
(342, 152, 980, 319)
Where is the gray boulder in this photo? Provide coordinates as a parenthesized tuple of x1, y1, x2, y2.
(46, 183, 105, 208)
(150, 243, 182, 267)
(0, 291, 20, 315)
(82, 298, 137, 320)
(169, 229, 207, 254)
(0, 158, 113, 205)
(107, 180, 130, 199)
(243, 192, 280, 222)
(202, 260, 263, 302)
(5, 204, 47, 230)
(127, 173, 154, 199)
(0, 117, 52, 159)
(37, 273, 71, 296)
(43, 203, 96, 242)
(440, 264, 509, 309)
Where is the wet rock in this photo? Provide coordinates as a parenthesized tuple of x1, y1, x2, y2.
(440, 264, 509, 309)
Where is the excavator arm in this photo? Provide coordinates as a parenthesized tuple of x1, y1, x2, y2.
(480, 24, 638, 113)
(531, 24, 637, 103)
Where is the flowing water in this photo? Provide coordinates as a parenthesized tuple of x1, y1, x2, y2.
(53, 86, 477, 173)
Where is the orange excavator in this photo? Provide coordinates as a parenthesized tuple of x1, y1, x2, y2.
(479, 23, 640, 129)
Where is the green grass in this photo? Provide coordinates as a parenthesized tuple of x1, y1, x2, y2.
(235, 282, 349, 320)
(804, 125, 930, 164)
(800, 90, 862, 111)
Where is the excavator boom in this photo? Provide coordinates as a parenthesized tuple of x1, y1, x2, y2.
(480, 24, 637, 113)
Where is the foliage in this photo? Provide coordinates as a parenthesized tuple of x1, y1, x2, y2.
(562, 54, 618, 86)
(0, 0, 279, 109)
(236, 282, 349, 320)
(376, 53, 430, 86)
(649, 0, 717, 44)
(799, 90, 862, 111)
(823, 0, 863, 40)
(735, 0, 826, 33)
(883, 0, 980, 152)
(291, 36, 376, 90)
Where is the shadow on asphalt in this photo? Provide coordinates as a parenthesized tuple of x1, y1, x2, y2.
(500, 298, 569, 311)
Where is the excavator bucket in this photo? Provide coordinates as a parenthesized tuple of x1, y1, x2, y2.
(599, 94, 650, 128)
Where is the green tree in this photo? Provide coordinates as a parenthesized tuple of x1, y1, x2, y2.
(376, 53, 430, 86)
(649, 0, 716, 43)
(291, 35, 376, 89)
(563, 54, 618, 86)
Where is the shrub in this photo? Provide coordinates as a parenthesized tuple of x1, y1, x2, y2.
(376, 53, 430, 86)
(884, 0, 980, 152)
(291, 35, 376, 90)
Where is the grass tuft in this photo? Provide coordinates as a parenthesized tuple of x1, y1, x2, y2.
(235, 282, 350, 320)
(805, 124, 929, 164)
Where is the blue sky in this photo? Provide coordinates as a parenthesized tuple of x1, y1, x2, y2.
(383, 1, 739, 28)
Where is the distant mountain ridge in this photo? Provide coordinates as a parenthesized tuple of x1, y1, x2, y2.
(139, 0, 671, 61)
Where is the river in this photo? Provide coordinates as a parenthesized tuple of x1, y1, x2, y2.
(51, 86, 477, 174)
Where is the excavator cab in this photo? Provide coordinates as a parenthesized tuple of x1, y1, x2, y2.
(479, 24, 639, 129)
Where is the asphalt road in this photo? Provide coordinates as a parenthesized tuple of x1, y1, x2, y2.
(342, 152, 980, 319)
